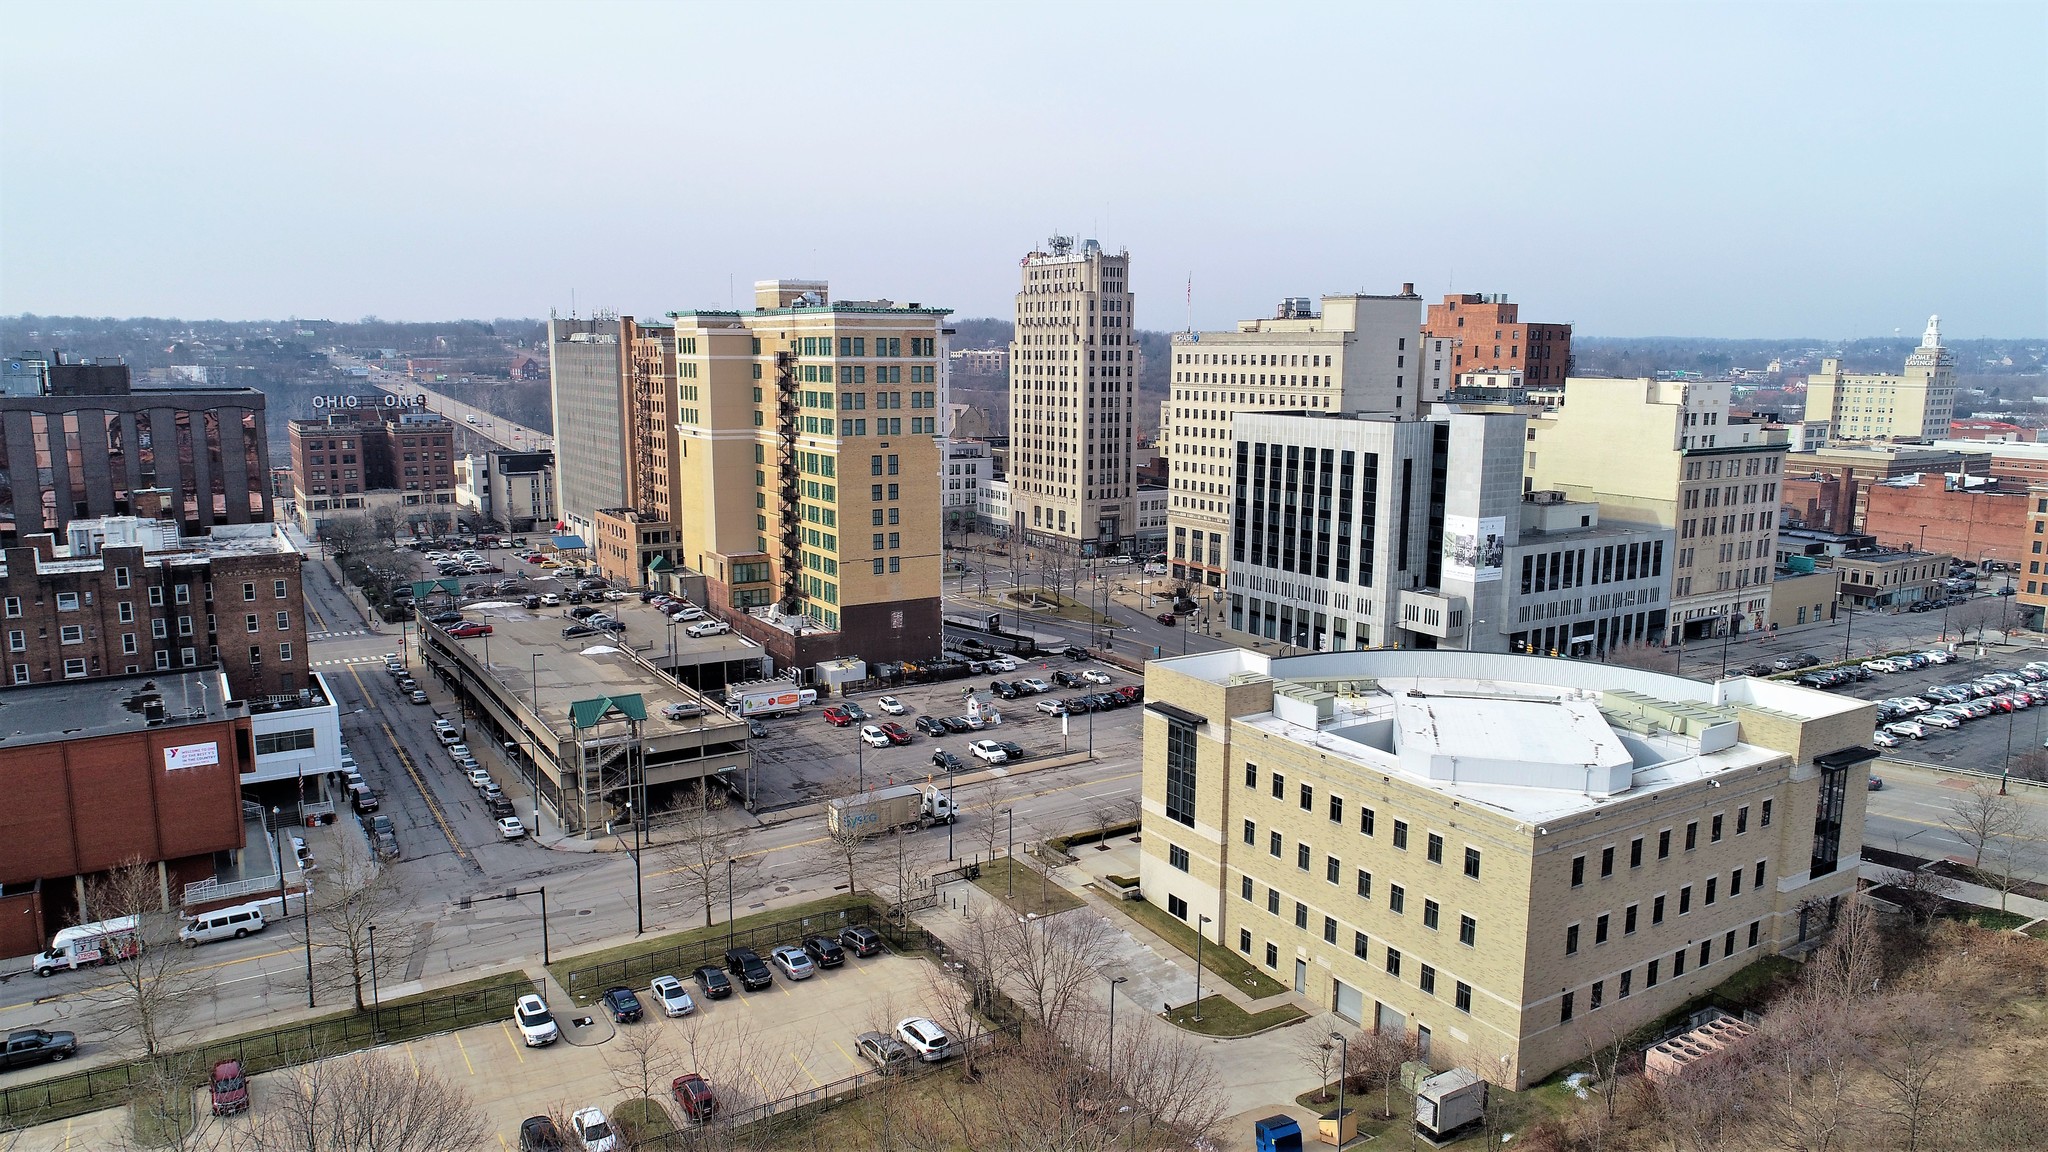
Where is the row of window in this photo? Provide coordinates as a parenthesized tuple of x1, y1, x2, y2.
(1568, 804, 1770, 885)
(1566, 861, 1769, 955)
(1243, 763, 1484, 877)
(1560, 921, 1766, 1022)
(8, 609, 291, 650)
(13, 642, 290, 683)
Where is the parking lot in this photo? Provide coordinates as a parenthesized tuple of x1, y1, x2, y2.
(1796, 643, 2048, 771)
(746, 661, 1149, 806)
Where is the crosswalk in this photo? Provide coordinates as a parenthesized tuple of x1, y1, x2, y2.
(313, 656, 387, 668)
(308, 629, 371, 641)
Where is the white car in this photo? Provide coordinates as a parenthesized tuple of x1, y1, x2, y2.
(649, 974, 695, 1016)
(968, 739, 1008, 765)
(1020, 678, 1051, 694)
(1921, 712, 1962, 730)
(540, 593, 560, 606)
(432, 717, 456, 733)
(769, 945, 815, 980)
(1885, 720, 1928, 739)
(512, 993, 558, 1046)
(448, 743, 471, 762)
(1036, 699, 1067, 716)
(1862, 659, 1899, 674)
(686, 619, 730, 638)
(671, 605, 705, 622)
(860, 725, 892, 748)
(436, 728, 462, 746)
(895, 1016, 951, 1062)
(467, 767, 493, 788)
(570, 1107, 618, 1152)
(987, 657, 1018, 673)
(1924, 650, 1956, 664)
(877, 696, 907, 715)
(497, 816, 526, 840)
(1871, 729, 1900, 749)
(1080, 670, 1113, 685)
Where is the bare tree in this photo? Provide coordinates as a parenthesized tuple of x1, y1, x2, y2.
(656, 789, 754, 929)
(77, 858, 205, 1058)
(1979, 831, 2040, 914)
(1605, 642, 1679, 673)
(999, 911, 1114, 1037)
(1295, 1018, 1344, 1103)
(605, 1022, 678, 1119)
(1805, 893, 1885, 1006)
(303, 838, 409, 1012)
(1114, 1012, 1230, 1148)
(1952, 599, 2002, 643)
(252, 1050, 490, 1152)
(969, 779, 1009, 868)
(1651, 1050, 1754, 1152)
(1345, 1028, 1419, 1121)
(1881, 867, 1957, 935)
(808, 780, 881, 896)
(1942, 779, 2031, 870)
(919, 962, 990, 1080)
(1861, 991, 1962, 1152)
(117, 1053, 234, 1152)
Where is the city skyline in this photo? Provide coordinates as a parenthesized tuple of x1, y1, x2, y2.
(2, 2, 2043, 337)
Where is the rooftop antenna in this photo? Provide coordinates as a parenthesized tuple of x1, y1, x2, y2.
(571, 288, 577, 320)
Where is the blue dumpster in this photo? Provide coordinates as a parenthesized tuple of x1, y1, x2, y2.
(1255, 1114, 1303, 1152)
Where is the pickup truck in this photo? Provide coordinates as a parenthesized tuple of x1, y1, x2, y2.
(0, 1028, 78, 1069)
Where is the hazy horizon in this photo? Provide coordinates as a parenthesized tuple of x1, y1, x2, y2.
(3, 1, 2043, 338)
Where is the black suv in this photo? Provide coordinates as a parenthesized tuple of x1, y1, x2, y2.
(724, 946, 773, 991)
(839, 924, 884, 958)
(802, 935, 846, 969)
(601, 986, 644, 1023)
(1052, 670, 1084, 688)
(691, 965, 733, 999)
(990, 680, 1020, 699)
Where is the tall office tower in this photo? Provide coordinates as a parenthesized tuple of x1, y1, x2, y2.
(546, 315, 630, 541)
(1163, 289, 1423, 586)
(1421, 293, 1574, 389)
(1801, 316, 1958, 443)
(0, 352, 272, 542)
(668, 280, 949, 669)
(1529, 378, 1791, 643)
(591, 318, 686, 585)
(1007, 237, 1137, 554)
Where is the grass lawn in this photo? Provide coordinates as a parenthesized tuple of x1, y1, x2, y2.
(1162, 995, 1305, 1037)
(1955, 907, 2033, 931)
(973, 856, 1083, 916)
(991, 588, 1115, 626)
(2023, 919, 2048, 939)
(1118, 895, 1289, 999)
(615, 1096, 678, 1141)
(1711, 953, 1800, 1009)
(548, 891, 877, 1002)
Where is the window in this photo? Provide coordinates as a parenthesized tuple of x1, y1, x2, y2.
(1163, 716, 1197, 827)
(148, 587, 163, 607)
(1459, 915, 1476, 947)
(1166, 894, 1187, 919)
(245, 614, 260, 633)
(114, 567, 130, 589)
(63, 658, 87, 678)
(1653, 895, 1666, 924)
(1630, 837, 1644, 868)
(1356, 870, 1372, 899)
(5, 631, 20, 653)
(1294, 902, 1308, 930)
(0, 597, 16, 617)
(279, 642, 292, 662)
(55, 592, 80, 611)
(1679, 885, 1692, 915)
(1323, 916, 1338, 944)
(1571, 855, 1586, 887)
(1620, 971, 1633, 999)
(1265, 943, 1278, 969)
(1326, 856, 1340, 884)
(1724, 930, 1737, 957)
(242, 582, 257, 602)
(1385, 949, 1402, 978)
(1761, 799, 1772, 827)
(1566, 924, 1580, 955)
(274, 579, 288, 599)
(1329, 795, 1344, 824)
(254, 728, 318, 755)
(1749, 920, 1761, 948)
(1427, 833, 1444, 864)
(1658, 829, 1672, 859)
(1699, 941, 1712, 967)
(1360, 807, 1376, 836)
(1268, 889, 1280, 915)
(1711, 814, 1724, 843)
(1240, 928, 1253, 954)
(1241, 876, 1253, 901)
(1464, 847, 1481, 879)
(1596, 912, 1612, 944)
(59, 624, 83, 645)
(1353, 931, 1369, 960)
(10, 664, 25, 684)
(1168, 845, 1189, 872)
(1299, 783, 1313, 811)
(1420, 964, 1437, 995)
(1625, 904, 1639, 934)
(1730, 868, 1742, 896)
(1685, 821, 1698, 851)
(1647, 959, 1660, 987)
(1270, 831, 1282, 857)
(1591, 980, 1605, 1011)
(1455, 981, 1473, 1012)
(1601, 846, 1615, 877)
(1271, 772, 1284, 799)
(118, 601, 133, 623)
(1755, 860, 1766, 887)
(1393, 821, 1409, 850)
(1560, 991, 1574, 1023)
(175, 585, 189, 604)
(1297, 844, 1311, 871)
(1736, 805, 1749, 835)
(1243, 819, 1256, 846)
(1244, 762, 1257, 788)
(1423, 900, 1440, 930)
(1388, 885, 1405, 914)
(122, 633, 137, 654)
(1706, 877, 1718, 905)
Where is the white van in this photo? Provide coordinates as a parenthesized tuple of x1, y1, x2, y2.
(180, 904, 268, 947)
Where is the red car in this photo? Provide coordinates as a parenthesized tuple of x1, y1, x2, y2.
(446, 621, 493, 637)
(1156, 611, 1178, 625)
(822, 706, 854, 727)
(879, 721, 914, 745)
(209, 1059, 249, 1116)
(671, 1072, 718, 1122)
(1114, 685, 1143, 703)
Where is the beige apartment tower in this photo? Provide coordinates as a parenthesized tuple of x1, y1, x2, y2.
(1802, 316, 1958, 443)
(1008, 237, 1137, 553)
(1528, 377, 1790, 644)
(1137, 647, 1874, 1088)
(667, 280, 949, 669)
(1162, 288, 1424, 586)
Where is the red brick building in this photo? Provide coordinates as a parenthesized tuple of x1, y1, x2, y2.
(1421, 293, 1572, 386)
(1860, 478, 2030, 568)
(0, 670, 252, 955)
(288, 407, 458, 522)
(0, 516, 308, 699)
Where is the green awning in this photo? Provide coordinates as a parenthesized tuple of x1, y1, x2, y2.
(568, 694, 647, 729)
(646, 555, 671, 571)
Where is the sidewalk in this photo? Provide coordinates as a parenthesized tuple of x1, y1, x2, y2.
(1859, 859, 2048, 925)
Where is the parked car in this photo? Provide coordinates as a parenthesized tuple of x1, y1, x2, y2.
(1019, 678, 1051, 694)
(840, 924, 884, 958)
(1771, 653, 1819, 671)
(427, 611, 464, 625)
(747, 719, 769, 739)
(822, 706, 855, 727)
(570, 1107, 618, 1152)
(1871, 729, 1900, 749)
(519, 1116, 565, 1151)
(990, 680, 1020, 699)
(769, 945, 816, 980)
(1157, 611, 1179, 625)
(691, 965, 732, 999)
(0, 1028, 77, 1069)
(209, 1059, 250, 1115)
(446, 621, 492, 637)
(1921, 712, 1962, 730)
(939, 716, 973, 733)
(724, 946, 774, 991)
(686, 620, 730, 637)
(497, 816, 527, 840)
(671, 1073, 719, 1123)
(931, 749, 964, 772)
(1037, 698, 1068, 716)
(879, 722, 914, 745)
(895, 1017, 951, 1062)
(408, 689, 430, 704)
(1885, 721, 1928, 740)
(855, 1030, 911, 1074)
(915, 716, 949, 736)
(841, 702, 870, 721)
(994, 740, 1025, 761)
(968, 739, 1008, 764)
(601, 985, 644, 1023)
(513, 993, 560, 1047)
(1081, 669, 1113, 685)
(562, 623, 599, 638)
(649, 975, 695, 1017)
(1052, 670, 1085, 689)
(876, 696, 907, 715)
(1869, 774, 1886, 791)
(803, 935, 845, 969)
(860, 724, 892, 748)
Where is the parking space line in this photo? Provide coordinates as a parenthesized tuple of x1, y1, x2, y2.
(792, 1052, 822, 1088)
(454, 1031, 476, 1075)
(830, 1037, 857, 1067)
(406, 1041, 420, 1078)
(750, 1067, 770, 1098)
(500, 1021, 525, 1063)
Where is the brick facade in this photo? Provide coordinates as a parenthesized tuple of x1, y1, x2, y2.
(1860, 481, 2029, 568)
(1422, 294, 1573, 386)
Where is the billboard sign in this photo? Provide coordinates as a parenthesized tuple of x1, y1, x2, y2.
(164, 742, 220, 771)
(1442, 515, 1506, 583)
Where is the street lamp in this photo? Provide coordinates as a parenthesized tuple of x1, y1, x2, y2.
(856, 732, 865, 793)
(1194, 913, 1212, 1021)
(1003, 808, 1015, 898)
(1332, 1031, 1350, 1143)
(626, 800, 644, 936)
(368, 923, 381, 1031)
(1107, 975, 1129, 1095)
(726, 857, 738, 950)
(1842, 601, 1857, 662)
(272, 806, 316, 1008)
(946, 757, 957, 862)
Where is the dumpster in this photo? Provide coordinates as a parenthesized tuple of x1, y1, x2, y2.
(1255, 1114, 1303, 1152)
(1318, 1107, 1357, 1146)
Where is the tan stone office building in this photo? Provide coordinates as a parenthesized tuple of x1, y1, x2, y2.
(1802, 316, 1957, 443)
(666, 281, 949, 670)
(1138, 648, 1873, 1087)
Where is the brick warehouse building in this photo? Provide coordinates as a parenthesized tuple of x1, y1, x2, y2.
(1859, 476, 2030, 568)
(0, 352, 273, 543)
(1422, 293, 1573, 387)
(0, 670, 252, 956)
(287, 405, 459, 533)
(0, 512, 308, 699)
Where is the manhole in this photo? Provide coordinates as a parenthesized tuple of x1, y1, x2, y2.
(577, 909, 594, 916)
(775, 886, 791, 894)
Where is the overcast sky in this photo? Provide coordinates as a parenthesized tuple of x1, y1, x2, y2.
(3, 1, 2043, 336)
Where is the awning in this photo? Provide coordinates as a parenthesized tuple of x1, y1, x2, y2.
(1145, 701, 1209, 727)
(568, 694, 647, 728)
(552, 534, 587, 551)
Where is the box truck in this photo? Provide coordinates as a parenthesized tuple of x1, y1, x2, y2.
(827, 784, 956, 836)
(36, 916, 142, 976)
(726, 685, 818, 718)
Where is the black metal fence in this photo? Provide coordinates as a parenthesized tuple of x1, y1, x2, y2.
(0, 977, 536, 1127)
(562, 902, 877, 1003)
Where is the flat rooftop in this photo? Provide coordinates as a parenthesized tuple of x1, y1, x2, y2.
(423, 597, 758, 739)
(1158, 648, 1868, 823)
(0, 669, 235, 747)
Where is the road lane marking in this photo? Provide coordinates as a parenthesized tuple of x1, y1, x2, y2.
(500, 1021, 525, 1063)
(346, 665, 473, 865)
(0, 946, 300, 1013)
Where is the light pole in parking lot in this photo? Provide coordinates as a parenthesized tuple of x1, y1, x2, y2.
(1106, 974, 1128, 1094)
(1003, 807, 1015, 897)
(1842, 602, 1857, 663)
(1194, 913, 1212, 1022)
(625, 800, 644, 936)
(368, 923, 380, 1031)
(856, 732, 865, 793)
(726, 858, 737, 950)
